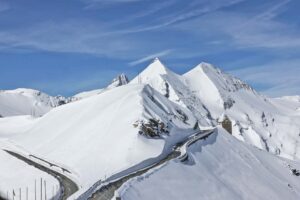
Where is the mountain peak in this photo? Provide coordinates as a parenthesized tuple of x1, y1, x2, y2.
(153, 57, 161, 62)
(185, 62, 255, 95)
(130, 58, 173, 84)
(195, 62, 220, 73)
(148, 57, 169, 73)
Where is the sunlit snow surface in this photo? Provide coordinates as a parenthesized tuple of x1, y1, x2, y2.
(118, 128, 300, 200)
(7, 84, 198, 197)
(0, 59, 299, 199)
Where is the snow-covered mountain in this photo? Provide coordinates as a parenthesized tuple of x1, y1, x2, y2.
(9, 84, 197, 196)
(0, 58, 299, 199)
(130, 58, 212, 127)
(0, 74, 130, 118)
(129, 59, 300, 161)
(0, 88, 72, 117)
(184, 62, 300, 160)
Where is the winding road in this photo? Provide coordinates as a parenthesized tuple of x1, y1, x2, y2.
(3, 129, 214, 200)
(81, 129, 215, 200)
(3, 150, 79, 200)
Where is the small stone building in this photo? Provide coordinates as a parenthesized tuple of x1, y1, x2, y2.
(221, 115, 232, 134)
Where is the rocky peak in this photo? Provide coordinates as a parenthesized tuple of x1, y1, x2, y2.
(107, 73, 129, 89)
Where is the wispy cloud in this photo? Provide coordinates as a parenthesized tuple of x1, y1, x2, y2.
(173, 1, 300, 51)
(83, 0, 141, 9)
(227, 0, 298, 49)
(0, 0, 247, 57)
(114, 0, 178, 24)
(0, 20, 140, 58)
(230, 59, 300, 97)
(129, 49, 172, 66)
(250, 0, 291, 21)
(115, 0, 245, 34)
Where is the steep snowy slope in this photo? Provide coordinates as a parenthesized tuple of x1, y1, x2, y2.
(11, 84, 197, 196)
(74, 74, 129, 99)
(118, 128, 300, 200)
(0, 88, 70, 117)
(130, 58, 211, 127)
(184, 63, 300, 160)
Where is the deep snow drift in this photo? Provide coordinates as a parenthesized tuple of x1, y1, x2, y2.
(10, 84, 198, 196)
(118, 128, 300, 200)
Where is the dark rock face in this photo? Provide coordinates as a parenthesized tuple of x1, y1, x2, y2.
(224, 97, 235, 109)
(292, 169, 300, 176)
(222, 115, 232, 134)
(109, 74, 129, 88)
(164, 82, 170, 98)
(134, 119, 169, 138)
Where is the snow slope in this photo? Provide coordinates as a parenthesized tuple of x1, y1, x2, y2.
(273, 96, 300, 114)
(118, 128, 300, 200)
(0, 88, 70, 117)
(130, 58, 211, 127)
(0, 115, 38, 138)
(11, 84, 197, 196)
(184, 62, 300, 160)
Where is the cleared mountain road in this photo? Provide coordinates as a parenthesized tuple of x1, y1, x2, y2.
(81, 129, 215, 200)
(3, 150, 79, 200)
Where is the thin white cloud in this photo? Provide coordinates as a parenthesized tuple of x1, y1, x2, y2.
(114, 0, 178, 24)
(251, 0, 291, 21)
(83, 0, 141, 9)
(229, 59, 300, 97)
(173, 4, 300, 50)
(129, 49, 172, 66)
(0, 20, 140, 58)
(0, 0, 247, 57)
(117, 0, 245, 34)
(229, 0, 296, 48)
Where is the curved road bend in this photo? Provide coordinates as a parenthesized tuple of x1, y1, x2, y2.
(85, 129, 215, 200)
(3, 150, 79, 200)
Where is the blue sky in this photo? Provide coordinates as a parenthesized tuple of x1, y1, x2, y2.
(0, 0, 299, 97)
